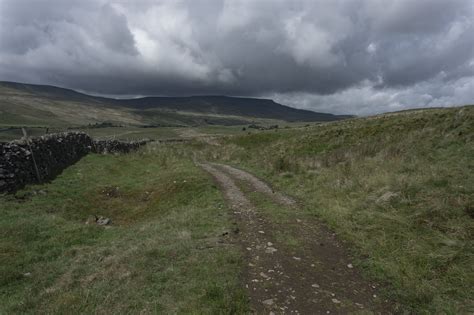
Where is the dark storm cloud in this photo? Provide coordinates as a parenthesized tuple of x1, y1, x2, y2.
(0, 0, 473, 114)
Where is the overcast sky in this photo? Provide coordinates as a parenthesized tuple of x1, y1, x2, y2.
(1, 0, 473, 115)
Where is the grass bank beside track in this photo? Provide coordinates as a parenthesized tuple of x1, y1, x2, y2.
(202, 106, 474, 313)
(0, 143, 247, 314)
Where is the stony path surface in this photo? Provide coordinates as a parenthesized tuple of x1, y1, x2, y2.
(198, 162, 395, 314)
(213, 163, 296, 207)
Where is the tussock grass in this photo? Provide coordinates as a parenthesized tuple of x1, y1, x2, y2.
(203, 106, 474, 313)
(0, 143, 247, 314)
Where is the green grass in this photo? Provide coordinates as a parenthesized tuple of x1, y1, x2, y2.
(0, 144, 248, 314)
(2, 105, 472, 313)
(201, 106, 474, 313)
(0, 124, 287, 142)
(196, 125, 249, 136)
(0, 126, 240, 142)
(77, 126, 180, 141)
(0, 128, 47, 142)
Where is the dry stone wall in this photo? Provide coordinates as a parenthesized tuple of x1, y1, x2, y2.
(0, 132, 148, 193)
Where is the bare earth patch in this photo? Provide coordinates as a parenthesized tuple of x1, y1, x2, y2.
(198, 161, 396, 314)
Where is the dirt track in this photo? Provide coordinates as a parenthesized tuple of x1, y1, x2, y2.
(198, 162, 395, 314)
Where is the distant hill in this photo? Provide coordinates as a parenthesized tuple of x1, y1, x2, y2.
(115, 95, 351, 122)
(0, 81, 142, 127)
(0, 81, 101, 103)
(0, 81, 351, 127)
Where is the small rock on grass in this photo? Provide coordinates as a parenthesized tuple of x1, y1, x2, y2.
(96, 216, 111, 225)
(85, 215, 112, 226)
(85, 215, 97, 225)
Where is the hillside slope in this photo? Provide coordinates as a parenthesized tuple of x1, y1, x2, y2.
(201, 105, 474, 313)
(0, 81, 349, 127)
(0, 82, 142, 127)
(115, 95, 350, 122)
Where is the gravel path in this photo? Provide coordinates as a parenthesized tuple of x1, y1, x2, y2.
(213, 163, 296, 207)
(198, 161, 395, 314)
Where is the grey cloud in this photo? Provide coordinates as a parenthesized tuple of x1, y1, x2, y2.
(270, 73, 474, 116)
(0, 0, 473, 114)
(364, 0, 469, 34)
(94, 4, 138, 56)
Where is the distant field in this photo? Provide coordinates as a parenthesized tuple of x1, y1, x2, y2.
(0, 122, 314, 142)
(76, 126, 181, 141)
(0, 128, 45, 142)
(79, 125, 264, 141)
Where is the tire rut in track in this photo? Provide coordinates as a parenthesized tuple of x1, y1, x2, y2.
(212, 163, 296, 207)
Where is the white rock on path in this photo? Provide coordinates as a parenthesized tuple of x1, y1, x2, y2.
(262, 298, 274, 306)
(265, 247, 277, 254)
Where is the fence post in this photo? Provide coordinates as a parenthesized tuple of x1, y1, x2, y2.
(22, 128, 42, 183)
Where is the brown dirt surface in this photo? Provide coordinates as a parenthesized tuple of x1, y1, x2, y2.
(198, 161, 397, 314)
(213, 163, 297, 207)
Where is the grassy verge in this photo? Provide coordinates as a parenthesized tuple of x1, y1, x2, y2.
(202, 106, 474, 313)
(0, 143, 247, 314)
(78, 126, 180, 141)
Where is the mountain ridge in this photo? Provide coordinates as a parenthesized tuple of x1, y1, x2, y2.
(0, 81, 352, 126)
